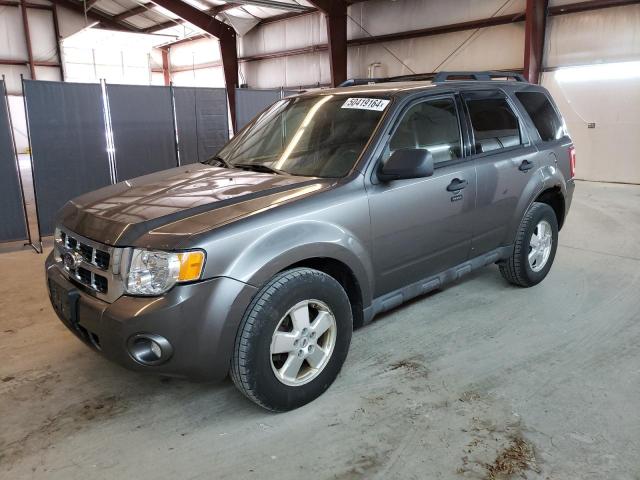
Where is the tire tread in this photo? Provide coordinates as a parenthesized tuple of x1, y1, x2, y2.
(230, 267, 336, 411)
(499, 202, 554, 287)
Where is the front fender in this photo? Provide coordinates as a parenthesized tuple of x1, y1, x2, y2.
(223, 220, 374, 307)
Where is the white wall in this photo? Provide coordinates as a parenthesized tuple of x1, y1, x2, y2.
(237, 0, 527, 88)
(541, 3, 640, 184)
(542, 64, 640, 185)
(62, 30, 171, 85)
(545, 4, 640, 68)
(169, 36, 225, 88)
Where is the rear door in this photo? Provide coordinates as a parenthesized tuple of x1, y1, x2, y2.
(367, 94, 477, 297)
(461, 89, 543, 256)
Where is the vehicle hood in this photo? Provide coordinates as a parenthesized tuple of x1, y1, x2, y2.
(58, 163, 334, 247)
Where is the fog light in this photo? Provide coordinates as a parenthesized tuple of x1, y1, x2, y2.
(127, 334, 173, 366)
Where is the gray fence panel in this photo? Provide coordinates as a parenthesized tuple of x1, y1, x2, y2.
(0, 80, 27, 242)
(235, 88, 282, 131)
(24, 80, 112, 236)
(107, 85, 177, 181)
(173, 87, 228, 164)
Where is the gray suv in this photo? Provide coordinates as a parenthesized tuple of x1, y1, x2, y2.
(46, 71, 576, 411)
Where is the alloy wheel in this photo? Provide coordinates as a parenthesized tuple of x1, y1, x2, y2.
(528, 219, 553, 272)
(270, 299, 337, 386)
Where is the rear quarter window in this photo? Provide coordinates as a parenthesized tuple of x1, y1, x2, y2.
(516, 91, 565, 141)
(465, 97, 523, 154)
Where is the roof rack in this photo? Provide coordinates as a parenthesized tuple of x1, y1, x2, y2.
(338, 78, 387, 87)
(338, 74, 434, 87)
(338, 71, 527, 88)
(432, 71, 527, 82)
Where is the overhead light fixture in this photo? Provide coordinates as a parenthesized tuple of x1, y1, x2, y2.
(555, 61, 640, 83)
(231, 0, 312, 12)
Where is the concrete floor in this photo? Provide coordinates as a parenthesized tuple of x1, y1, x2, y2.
(1, 180, 639, 479)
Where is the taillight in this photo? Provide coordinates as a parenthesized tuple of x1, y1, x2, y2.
(569, 146, 576, 178)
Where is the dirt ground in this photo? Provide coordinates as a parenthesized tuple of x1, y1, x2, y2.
(1, 180, 639, 479)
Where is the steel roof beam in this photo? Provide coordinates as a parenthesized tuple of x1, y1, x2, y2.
(142, 2, 238, 33)
(230, 0, 311, 11)
(49, 0, 141, 31)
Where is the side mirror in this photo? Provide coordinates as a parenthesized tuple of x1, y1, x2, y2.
(378, 148, 434, 182)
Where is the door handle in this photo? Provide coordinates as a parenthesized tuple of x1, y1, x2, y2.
(519, 159, 534, 171)
(446, 178, 468, 191)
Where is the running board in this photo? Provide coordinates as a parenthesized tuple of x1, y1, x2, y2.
(363, 245, 513, 324)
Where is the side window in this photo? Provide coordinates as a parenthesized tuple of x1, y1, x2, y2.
(465, 96, 523, 154)
(516, 91, 565, 141)
(386, 98, 462, 164)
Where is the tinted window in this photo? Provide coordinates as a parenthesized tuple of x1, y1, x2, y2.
(516, 91, 565, 141)
(386, 98, 461, 164)
(466, 97, 522, 154)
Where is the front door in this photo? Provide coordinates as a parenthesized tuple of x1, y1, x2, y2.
(366, 95, 477, 297)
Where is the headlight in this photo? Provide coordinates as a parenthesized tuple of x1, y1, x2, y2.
(125, 249, 206, 296)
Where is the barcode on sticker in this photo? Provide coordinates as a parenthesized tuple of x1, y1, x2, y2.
(341, 98, 390, 111)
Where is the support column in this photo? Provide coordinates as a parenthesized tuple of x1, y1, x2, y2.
(20, 0, 36, 79)
(219, 35, 238, 131)
(524, 0, 549, 84)
(309, 0, 348, 87)
(161, 48, 171, 86)
(52, 4, 64, 80)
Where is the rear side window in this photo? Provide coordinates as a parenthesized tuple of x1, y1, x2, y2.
(465, 97, 522, 154)
(516, 91, 565, 141)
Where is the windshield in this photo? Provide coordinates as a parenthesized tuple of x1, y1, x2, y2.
(207, 94, 390, 178)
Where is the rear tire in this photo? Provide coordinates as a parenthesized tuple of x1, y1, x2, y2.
(499, 202, 558, 287)
(230, 268, 352, 411)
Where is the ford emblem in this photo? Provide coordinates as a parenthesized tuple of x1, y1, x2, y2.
(62, 250, 83, 270)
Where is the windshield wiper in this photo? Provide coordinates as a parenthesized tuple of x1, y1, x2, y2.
(233, 163, 285, 175)
(206, 155, 232, 168)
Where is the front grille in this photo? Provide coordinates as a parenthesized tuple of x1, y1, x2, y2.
(55, 228, 125, 303)
(95, 250, 110, 270)
(71, 267, 109, 294)
(94, 274, 108, 293)
(79, 244, 93, 262)
(60, 231, 111, 272)
(77, 266, 92, 285)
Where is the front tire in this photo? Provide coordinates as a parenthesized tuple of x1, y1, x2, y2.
(499, 202, 559, 287)
(230, 268, 353, 411)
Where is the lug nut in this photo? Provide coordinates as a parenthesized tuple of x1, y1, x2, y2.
(293, 339, 299, 347)
(301, 328, 309, 336)
(308, 345, 315, 353)
(310, 331, 316, 339)
(297, 349, 304, 358)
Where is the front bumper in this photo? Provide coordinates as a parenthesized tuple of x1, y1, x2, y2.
(45, 253, 257, 381)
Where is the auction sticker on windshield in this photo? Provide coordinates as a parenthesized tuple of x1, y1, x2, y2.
(341, 98, 390, 111)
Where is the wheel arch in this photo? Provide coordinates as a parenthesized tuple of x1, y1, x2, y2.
(534, 186, 566, 230)
(283, 257, 365, 329)
(226, 220, 374, 327)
